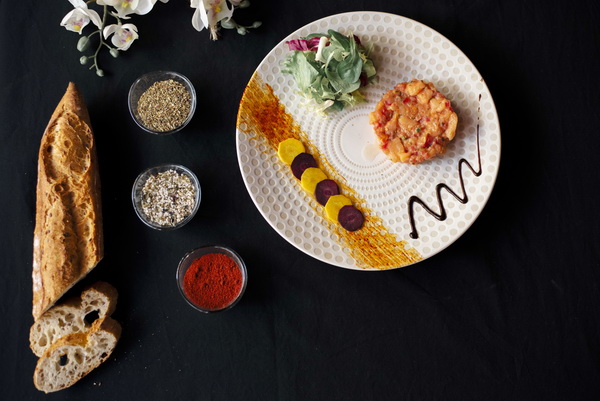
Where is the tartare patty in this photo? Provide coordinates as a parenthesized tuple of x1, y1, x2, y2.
(369, 79, 458, 164)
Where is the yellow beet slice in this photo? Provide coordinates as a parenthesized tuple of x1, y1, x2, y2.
(325, 194, 352, 221)
(300, 167, 327, 194)
(278, 138, 305, 165)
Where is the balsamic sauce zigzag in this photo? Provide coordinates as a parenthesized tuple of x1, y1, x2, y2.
(408, 124, 482, 239)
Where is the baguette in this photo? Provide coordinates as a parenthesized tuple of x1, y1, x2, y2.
(30, 282, 117, 357)
(32, 82, 103, 320)
(33, 316, 121, 393)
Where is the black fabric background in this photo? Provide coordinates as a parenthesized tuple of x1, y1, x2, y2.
(2, 1, 600, 400)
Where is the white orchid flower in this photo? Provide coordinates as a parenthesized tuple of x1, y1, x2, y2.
(190, 0, 233, 40)
(60, 0, 102, 34)
(103, 23, 139, 50)
(97, 0, 164, 17)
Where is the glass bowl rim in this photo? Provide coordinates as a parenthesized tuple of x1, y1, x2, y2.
(176, 245, 248, 313)
(128, 70, 197, 135)
(131, 163, 201, 231)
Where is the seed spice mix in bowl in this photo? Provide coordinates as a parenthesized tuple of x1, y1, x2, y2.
(132, 164, 201, 230)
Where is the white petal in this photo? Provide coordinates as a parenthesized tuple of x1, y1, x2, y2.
(68, 0, 87, 8)
(85, 9, 103, 29)
(113, 0, 137, 17)
(103, 24, 119, 39)
(60, 9, 90, 34)
(212, 0, 232, 22)
(110, 33, 122, 48)
(60, 9, 77, 26)
(198, 1, 210, 28)
(121, 23, 138, 33)
(120, 31, 138, 50)
(134, 0, 157, 15)
(108, 25, 139, 50)
(191, 7, 206, 31)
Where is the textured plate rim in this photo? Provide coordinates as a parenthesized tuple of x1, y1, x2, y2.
(236, 11, 501, 271)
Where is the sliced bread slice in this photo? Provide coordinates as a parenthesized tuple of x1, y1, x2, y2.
(30, 282, 117, 357)
(33, 316, 121, 393)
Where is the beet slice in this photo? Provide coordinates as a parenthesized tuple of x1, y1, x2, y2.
(291, 153, 317, 179)
(338, 205, 365, 231)
(314, 179, 340, 205)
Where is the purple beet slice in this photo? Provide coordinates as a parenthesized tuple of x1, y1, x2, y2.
(314, 179, 340, 206)
(338, 205, 365, 231)
(291, 153, 317, 179)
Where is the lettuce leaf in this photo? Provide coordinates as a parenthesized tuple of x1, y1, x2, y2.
(282, 29, 377, 113)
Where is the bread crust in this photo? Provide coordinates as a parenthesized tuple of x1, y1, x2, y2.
(32, 83, 103, 320)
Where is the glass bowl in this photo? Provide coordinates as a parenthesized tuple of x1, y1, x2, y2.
(128, 71, 197, 135)
(132, 164, 201, 230)
(176, 245, 248, 313)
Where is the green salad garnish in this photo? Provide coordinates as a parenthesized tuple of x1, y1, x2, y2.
(282, 29, 377, 113)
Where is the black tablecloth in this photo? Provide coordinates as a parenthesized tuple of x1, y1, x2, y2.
(2, 1, 600, 400)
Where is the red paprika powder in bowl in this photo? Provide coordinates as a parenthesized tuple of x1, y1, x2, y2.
(176, 245, 247, 313)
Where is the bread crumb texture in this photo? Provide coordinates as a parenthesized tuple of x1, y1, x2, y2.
(30, 282, 117, 357)
(33, 317, 121, 393)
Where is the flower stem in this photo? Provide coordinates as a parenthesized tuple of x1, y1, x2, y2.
(87, 5, 108, 75)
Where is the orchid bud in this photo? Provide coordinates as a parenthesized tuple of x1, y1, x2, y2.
(96, 69, 104, 77)
(239, 0, 250, 8)
(221, 18, 236, 29)
(80, 56, 89, 65)
(110, 49, 119, 58)
(77, 36, 90, 52)
(251, 21, 262, 29)
(237, 27, 248, 35)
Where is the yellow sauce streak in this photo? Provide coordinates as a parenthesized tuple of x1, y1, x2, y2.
(237, 72, 422, 269)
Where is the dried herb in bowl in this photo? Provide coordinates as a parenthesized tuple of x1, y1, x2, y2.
(137, 79, 191, 132)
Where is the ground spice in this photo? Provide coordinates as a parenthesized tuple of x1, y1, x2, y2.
(183, 253, 243, 310)
(137, 79, 191, 132)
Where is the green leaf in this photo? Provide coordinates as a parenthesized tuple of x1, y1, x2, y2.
(362, 59, 376, 78)
(282, 29, 378, 113)
(282, 51, 319, 93)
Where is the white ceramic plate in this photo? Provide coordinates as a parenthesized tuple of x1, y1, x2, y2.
(236, 12, 500, 270)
